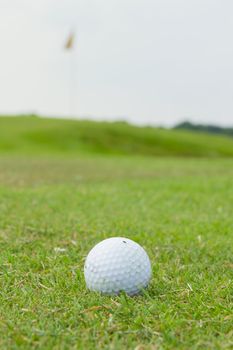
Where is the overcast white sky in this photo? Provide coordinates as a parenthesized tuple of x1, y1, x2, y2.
(0, 0, 233, 126)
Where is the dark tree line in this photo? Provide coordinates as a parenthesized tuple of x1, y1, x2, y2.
(174, 121, 233, 137)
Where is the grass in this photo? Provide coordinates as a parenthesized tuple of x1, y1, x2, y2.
(0, 116, 233, 349)
(0, 156, 233, 349)
(0, 116, 233, 157)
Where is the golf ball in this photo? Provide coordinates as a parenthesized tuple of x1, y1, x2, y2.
(84, 237, 151, 295)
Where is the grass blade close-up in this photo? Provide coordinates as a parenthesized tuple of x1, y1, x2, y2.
(0, 116, 233, 349)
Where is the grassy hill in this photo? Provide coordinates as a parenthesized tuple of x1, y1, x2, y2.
(0, 116, 233, 157)
(0, 116, 233, 348)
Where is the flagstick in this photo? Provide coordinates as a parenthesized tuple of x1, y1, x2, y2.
(69, 45, 77, 118)
(69, 50, 74, 118)
(65, 31, 76, 118)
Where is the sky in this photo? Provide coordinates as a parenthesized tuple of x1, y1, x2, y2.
(0, 0, 233, 126)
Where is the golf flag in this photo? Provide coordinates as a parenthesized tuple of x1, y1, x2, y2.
(65, 32, 75, 50)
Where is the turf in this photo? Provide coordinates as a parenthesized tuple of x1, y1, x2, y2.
(1, 116, 233, 157)
(0, 153, 233, 349)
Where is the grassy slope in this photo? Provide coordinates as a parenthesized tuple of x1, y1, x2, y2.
(0, 116, 233, 156)
(0, 117, 233, 349)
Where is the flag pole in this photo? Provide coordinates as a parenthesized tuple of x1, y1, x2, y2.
(65, 31, 76, 118)
(69, 47, 74, 118)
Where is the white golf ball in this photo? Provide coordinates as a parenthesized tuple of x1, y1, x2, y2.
(84, 237, 152, 295)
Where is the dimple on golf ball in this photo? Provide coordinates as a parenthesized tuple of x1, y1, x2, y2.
(84, 237, 152, 295)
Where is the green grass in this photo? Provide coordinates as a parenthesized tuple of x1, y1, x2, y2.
(0, 116, 233, 157)
(0, 116, 233, 349)
(0, 155, 233, 349)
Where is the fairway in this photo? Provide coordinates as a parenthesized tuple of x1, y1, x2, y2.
(0, 153, 233, 349)
(1, 0, 233, 346)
